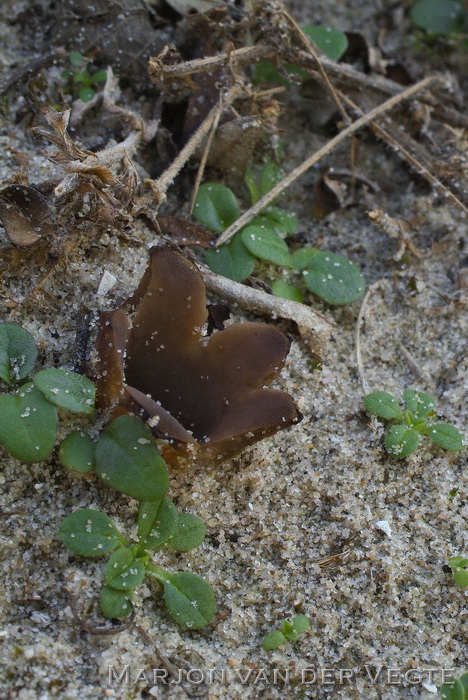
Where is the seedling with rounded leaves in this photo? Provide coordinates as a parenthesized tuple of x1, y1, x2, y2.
(61, 51, 107, 102)
(0, 323, 96, 463)
(195, 175, 365, 305)
(59, 498, 214, 629)
(262, 615, 310, 650)
(364, 390, 464, 458)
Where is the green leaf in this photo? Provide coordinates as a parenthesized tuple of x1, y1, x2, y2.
(244, 166, 259, 205)
(302, 25, 349, 61)
(92, 69, 107, 83)
(263, 207, 298, 236)
(79, 86, 95, 102)
(100, 586, 133, 618)
(262, 630, 286, 650)
(409, 0, 464, 35)
(303, 250, 365, 304)
(364, 391, 403, 420)
(241, 225, 291, 267)
(259, 162, 283, 197)
(0, 383, 57, 462)
(403, 390, 435, 418)
(423, 423, 464, 451)
(291, 247, 322, 271)
(95, 415, 169, 501)
(73, 69, 88, 84)
(105, 548, 146, 591)
(291, 614, 311, 634)
(137, 497, 177, 550)
(167, 513, 205, 552)
(447, 557, 468, 588)
(271, 280, 303, 303)
(0, 323, 37, 385)
(193, 183, 240, 233)
(33, 368, 95, 415)
(384, 425, 420, 458)
(156, 571, 216, 630)
(251, 62, 290, 87)
(69, 50, 86, 67)
(59, 509, 122, 557)
(439, 678, 466, 700)
(205, 233, 255, 282)
(59, 430, 95, 473)
(281, 620, 299, 641)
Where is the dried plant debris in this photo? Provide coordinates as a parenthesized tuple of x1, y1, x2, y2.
(156, 215, 215, 248)
(0, 185, 57, 248)
(45, 0, 171, 90)
(94, 246, 301, 466)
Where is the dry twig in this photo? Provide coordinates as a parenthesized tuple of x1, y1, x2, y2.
(153, 83, 243, 201)
(217, 76, 439, 245)
(201, 267, 335, 353)
(354, 280, 387, 396)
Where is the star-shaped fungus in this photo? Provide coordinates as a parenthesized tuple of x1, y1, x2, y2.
(94, 247, 301, 466)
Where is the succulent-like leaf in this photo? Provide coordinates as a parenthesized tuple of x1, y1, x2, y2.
(34, 368, 95, 414)
(0, 323, 37, 385)
(95, 414, 168, 501)
(262, 630, 286, 650)
(302, 25, 349, 61)
(59, 430, 95, 473)
(193, 183, 240, 233)
(0, 383, 57, 462)
(409, 0, 464, 35)
(271, 280, 303, 303)
(59, 509, 122, 557)
(303, 251, 365, 305)
(205, 233, 255, 282)
(241, 225, 291, 267)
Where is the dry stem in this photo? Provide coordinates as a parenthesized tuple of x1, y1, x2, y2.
(217, 76, 439, 245)
(201, 267, 335, 353)
(150, 44, 467, 129)
(282, 9, 349, 124)
(154, 83, 243, 199)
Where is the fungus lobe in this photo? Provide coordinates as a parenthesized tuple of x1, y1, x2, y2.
(95, 247, 301, 466)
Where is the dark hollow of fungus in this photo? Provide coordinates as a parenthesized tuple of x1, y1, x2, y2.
(94, 246, 301, 466)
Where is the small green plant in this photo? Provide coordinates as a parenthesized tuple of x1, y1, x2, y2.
(60, 499, 215, 628)
(59, 413, 215, 628)
(194, 166, 365, 305)
(439, 672, 468, 700)
(252, 25, 348, 86)
(0, 323, 95, 462)
(61, 51, 107, 102)
(364, 389, 464, 458)
(409, 0, 465, 36)
(262, 615, 310, 650)
(447, 557, 468, 588)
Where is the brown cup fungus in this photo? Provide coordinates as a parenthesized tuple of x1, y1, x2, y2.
(95, 247, 301, 466)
